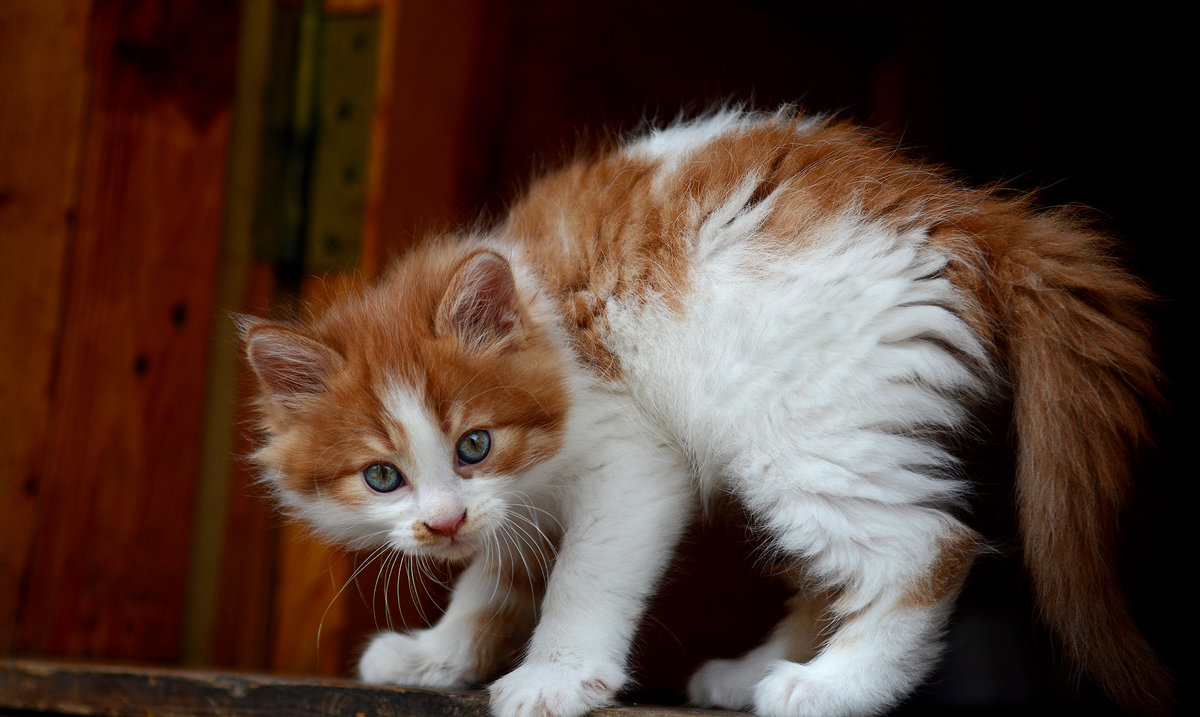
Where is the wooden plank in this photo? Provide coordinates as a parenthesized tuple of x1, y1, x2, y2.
(182, 0, 282, 670)
(373, 0, 513, 261)
(11, 0, 238, 662)
(269, 525, 355, 675)
(0, 658, 489, 717)
(199, 263, 282, 671)
(0, 658, 745, 717)
(0, 0, 93, 655)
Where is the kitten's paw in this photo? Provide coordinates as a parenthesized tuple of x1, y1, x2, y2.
(686, 657, 762, 711)
(358, 629, 476, 689)
(753, 660, 888, 717)
(488, 660, 624, 717)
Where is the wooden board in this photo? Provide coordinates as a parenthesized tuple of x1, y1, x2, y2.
(202, 264, 282, 671)
(0, 658, 746, 717)
(372, 0, 512, 261)
(0, 0, 92, 655)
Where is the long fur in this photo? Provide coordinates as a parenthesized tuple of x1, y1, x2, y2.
(242, 108, 1171, 717)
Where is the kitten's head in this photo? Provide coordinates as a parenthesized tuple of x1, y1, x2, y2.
(241, 245, 569, 562)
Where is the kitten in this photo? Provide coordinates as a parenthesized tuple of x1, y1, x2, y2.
(241, 109, 1172, 717)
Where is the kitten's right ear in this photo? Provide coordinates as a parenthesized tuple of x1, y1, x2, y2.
(237, 316, 342, 398)
(435, 250, 524, 352)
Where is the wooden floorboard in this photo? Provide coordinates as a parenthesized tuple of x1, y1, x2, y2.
(0, 659, 743, 717)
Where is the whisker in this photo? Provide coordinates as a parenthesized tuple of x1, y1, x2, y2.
(405, 554, 427, 628)
(382, 550, 399, 632)
(318, 538, 393, 648)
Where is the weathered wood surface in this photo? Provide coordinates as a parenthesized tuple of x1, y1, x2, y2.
(0, 659, 745, 717)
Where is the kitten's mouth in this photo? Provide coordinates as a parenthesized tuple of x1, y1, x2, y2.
(433, 533, 479, 562)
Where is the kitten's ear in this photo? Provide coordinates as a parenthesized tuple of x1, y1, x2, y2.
(435, 250, 523, 351)
(238, 316, 342, 398)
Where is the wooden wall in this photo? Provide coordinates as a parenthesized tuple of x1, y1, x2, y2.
(0, 0, 496, 678)
(1, 0, 90, 658)
(1, 0, 1189, 709)
(1, 0, 237, 662)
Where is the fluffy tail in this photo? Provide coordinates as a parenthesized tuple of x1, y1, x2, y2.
(995, 210, 1172, 713)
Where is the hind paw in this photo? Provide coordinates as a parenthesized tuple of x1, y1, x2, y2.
(753, 660, 900, 717)
(687, 656, 765, 711)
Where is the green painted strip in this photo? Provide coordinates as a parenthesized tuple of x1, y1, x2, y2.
(305, 11, 379, 273)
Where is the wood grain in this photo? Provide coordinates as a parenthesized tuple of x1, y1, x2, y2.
(0, 0, 92, 655)
(10, 0, 238, 662)
(0, 658, 747, 717)
(374, 0, 513, 262)
(205, 264, 282, 670)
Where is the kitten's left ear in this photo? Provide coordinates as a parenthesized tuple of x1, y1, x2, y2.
(436, 250, 524, 352)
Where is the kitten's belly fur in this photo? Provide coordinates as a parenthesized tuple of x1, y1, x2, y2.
(600, 211, 978, 484)
(598, 212, 979, 583)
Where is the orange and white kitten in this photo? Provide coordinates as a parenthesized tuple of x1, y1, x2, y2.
(242, 109, 1171, 717)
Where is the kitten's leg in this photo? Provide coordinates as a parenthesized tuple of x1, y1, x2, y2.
(690, 516, 978, 717)
(753, 534, 975, 717)
(687, 587, 836, 710)
(488, 435, 692, 717)
(359, 545, 545, 689)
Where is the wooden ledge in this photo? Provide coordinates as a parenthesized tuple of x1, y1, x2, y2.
(0, 658, 744, 717)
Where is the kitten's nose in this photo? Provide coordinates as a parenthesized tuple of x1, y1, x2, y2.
(424, 511, 467, 538)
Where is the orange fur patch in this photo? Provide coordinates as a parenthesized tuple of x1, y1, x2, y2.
(247, 242, 571, 502)
(777, 584, 843, 664)
(900, 525, 980, 609)
(497, 117, 1006, 376)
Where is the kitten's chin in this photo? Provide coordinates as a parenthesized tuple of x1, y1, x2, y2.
(409, 536, 481, 564)
(438, 544, 480, 564)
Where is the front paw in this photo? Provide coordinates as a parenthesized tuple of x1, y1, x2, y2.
(489, 660, 625, 717)
(358, 629, 477, 689)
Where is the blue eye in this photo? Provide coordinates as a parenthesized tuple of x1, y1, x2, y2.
(456, 429, 491, 465)
(362, 462, 403, 492)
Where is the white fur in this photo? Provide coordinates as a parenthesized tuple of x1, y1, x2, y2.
(628, 109, 824, 197)
(628, 107, 824, 168)
(489, 385, 693, 717)
(629, 110, 750, 167)
(357, 364, 695, 717)
(596, 174, 983, 714)
(379, 386, 470, 538)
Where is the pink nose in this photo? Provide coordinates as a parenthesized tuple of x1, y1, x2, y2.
(424, 511, 467, 537)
